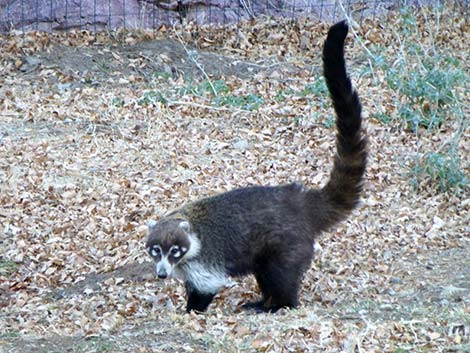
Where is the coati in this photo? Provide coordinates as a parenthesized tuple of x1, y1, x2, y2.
(146, 21, 367, 313)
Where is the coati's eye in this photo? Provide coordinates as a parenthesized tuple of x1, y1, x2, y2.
(170, 247, 181, 258)
(150, 246, 161, 257)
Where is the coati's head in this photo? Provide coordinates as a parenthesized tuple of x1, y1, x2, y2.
(146, 218, 200, 279)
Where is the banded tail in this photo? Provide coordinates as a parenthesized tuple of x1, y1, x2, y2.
(310, 21, 367, 231)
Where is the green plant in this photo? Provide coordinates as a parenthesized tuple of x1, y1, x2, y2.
(79, 337, 115, 352)
(310, 111, 335, 129)
(385, 58, 463, 130)
(152, 71, 171, 81)
(392, 348, 411, 353)
(275, 87, 295, 102)
(96, 62, 111, 73)
(301, 79, 328, 96)
(409, 152, 467, 192)
(178, 79, 230, 97)
(372, 112, 393, 124)
(275, 79, 326, 103)
(322, 116, 335, 128)
(202, 79, 230, 96)
(368, 45, 389, 71)
(275, 90, 287, 102)
(364, 8, 466, 132)
(138, 90, 168, 106)
(0, 259, 18, 276)
(363, 7, 469, 192)
(0, 331, 20, 339)
(213, 93, 264, 110)
(111, 97, 125, 107)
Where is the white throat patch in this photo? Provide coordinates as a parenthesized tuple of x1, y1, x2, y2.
(180, 262, 229, 294)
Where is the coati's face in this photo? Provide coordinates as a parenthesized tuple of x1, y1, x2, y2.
(146, 219, 199, 279)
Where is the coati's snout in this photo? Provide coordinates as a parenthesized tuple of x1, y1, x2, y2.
(156, 257, 170, 279)
(146, 218, 200, 279)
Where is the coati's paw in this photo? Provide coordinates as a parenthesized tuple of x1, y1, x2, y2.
(242, 301, 296, 313)
(263, 305, 288, 313)
(241, 300, 268, 313)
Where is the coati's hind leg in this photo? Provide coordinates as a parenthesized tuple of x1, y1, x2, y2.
(241, 261, 276, 312)
(185, 282, 216, 313)
(244, 247, 312, 313)
(256, 263, 301, 313)
(241, 300, 266, 312)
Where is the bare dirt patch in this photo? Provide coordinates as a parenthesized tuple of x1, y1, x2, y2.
(14, 36, 301, 90)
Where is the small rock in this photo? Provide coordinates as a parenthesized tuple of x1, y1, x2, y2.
(269, 70, 281, 79)
(383, 250, 393, 261)
(432, 215, 445, 229)
(379, 304, 394, 311)
(233, 139, 249, 150)
(57, 83, 72, 91)
(441, 285, 466, 299)
(299, 35, 310, 50)
(18, 56, 42, 72)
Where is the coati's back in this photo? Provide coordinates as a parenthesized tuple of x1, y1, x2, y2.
(173, 183, 313, 274)
(146, 21, 367, 313)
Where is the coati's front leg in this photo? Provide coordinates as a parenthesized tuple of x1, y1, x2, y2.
(185, 282, 216, 313)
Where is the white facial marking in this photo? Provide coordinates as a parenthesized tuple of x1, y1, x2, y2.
(147, 219, 158, 230)
(179, 221, 190, 232)
(170, 245, 181, 258)
(150, 245, 161, 257)
(185, 233, 201, 260)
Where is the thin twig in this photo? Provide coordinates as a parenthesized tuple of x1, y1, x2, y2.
(173, 30, 218, 96)
(337, 1, 374, 58)
(168, 100, 251, 113)
(337, 1, 377, 82)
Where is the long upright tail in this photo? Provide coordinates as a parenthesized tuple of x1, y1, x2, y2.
(309, 21, 367, 232)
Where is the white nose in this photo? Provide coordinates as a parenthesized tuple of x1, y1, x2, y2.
(156, 259, 172, 279)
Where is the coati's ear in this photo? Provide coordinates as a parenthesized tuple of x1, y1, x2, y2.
(179, 220, 191, 233)
(147, 220, 158, 232)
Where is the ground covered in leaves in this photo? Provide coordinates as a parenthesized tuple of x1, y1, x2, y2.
(1, 7, 469, 353)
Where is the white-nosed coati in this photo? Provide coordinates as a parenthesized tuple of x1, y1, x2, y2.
(146, 21, 367, 313)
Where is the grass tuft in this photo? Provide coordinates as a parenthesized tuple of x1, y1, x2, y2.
(364, 6, 468, 193)
(409, 151, 467, 192)
(0, 259, 19, 277)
